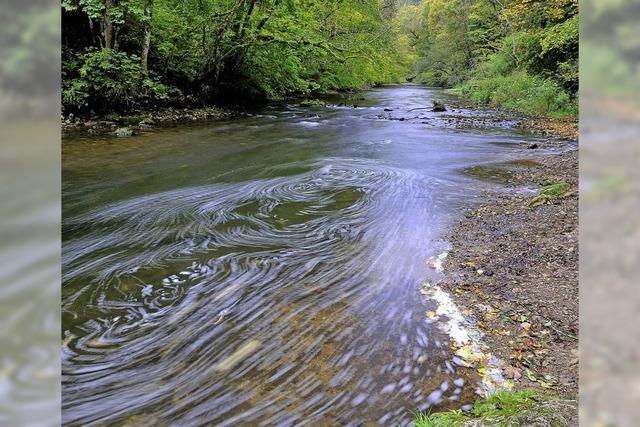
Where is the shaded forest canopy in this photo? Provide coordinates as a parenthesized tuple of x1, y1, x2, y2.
(61, 0, 578, 117)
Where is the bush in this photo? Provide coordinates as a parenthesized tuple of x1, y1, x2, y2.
(62, 48, 170, 114)
(456, 72, 577, 118)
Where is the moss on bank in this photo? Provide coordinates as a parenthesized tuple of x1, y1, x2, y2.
(529, 181, 572, 207)
(415, 390, 576, 427)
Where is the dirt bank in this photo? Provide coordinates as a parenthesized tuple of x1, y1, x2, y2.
(438, 136, 578, 401)
(520, 117, 578, 140)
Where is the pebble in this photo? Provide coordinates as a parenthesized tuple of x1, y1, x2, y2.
(350, 393, 368, 407)
(381, 383, 396, 393)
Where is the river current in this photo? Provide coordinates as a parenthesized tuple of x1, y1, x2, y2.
(62, 85, 540, 425)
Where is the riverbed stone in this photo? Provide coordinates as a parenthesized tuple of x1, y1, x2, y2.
(115, 127, 134, 138)
(432, 101, 447, 112)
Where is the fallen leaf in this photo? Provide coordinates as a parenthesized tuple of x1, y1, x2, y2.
(503, 366, 522, 381)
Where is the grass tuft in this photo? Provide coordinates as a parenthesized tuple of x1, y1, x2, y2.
(414, 390, 572, 427)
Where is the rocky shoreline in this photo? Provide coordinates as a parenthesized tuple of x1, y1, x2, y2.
(61, 92, 578, 141)
(61, 105, 243, 137)
(435, 135, 578, 421)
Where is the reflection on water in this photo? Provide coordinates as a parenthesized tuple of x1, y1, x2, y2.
(62, 85, 539, 425)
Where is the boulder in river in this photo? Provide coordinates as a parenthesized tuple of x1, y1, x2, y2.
(432, 100, 447, 112)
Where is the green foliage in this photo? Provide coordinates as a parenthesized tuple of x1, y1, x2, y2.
(475, 46, 516, 79)
(245, 45, 311, 98)
(62, 0, 411, 113)
(403, 0, 578, 118)
(539, 16, 579, 58)
(456, 72, 576, 118)
(415, 390, 569, 427)
(60, 0, 578, 118)
(63, 49, 169, 113)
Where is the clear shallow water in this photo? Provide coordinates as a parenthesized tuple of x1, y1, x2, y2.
(62, 85, 540, 426)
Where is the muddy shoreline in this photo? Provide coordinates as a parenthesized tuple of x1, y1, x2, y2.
(435, 133, 578, 419)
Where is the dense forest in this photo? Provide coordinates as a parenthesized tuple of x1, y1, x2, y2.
(61, 0, 578, 117)
(408, 0, 578, 117)
(61, 0, 411, 114)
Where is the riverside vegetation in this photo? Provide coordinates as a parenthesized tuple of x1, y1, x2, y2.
(62, 0, 577, 120)
(415, 390, 577, 426)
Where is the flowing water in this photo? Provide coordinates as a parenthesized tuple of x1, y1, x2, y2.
(62, 85, 541, 426)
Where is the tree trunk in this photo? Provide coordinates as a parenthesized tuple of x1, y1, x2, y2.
(87, 16, 98, 47)
(141, 0, 153, 72)
(199, 0, 206, 52)
(103, 0, 114, 49)
(113, 26, 120, 51)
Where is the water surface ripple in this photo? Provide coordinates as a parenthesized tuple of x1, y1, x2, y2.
(62, 85, 540, 425)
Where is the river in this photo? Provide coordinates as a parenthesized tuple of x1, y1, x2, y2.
(62, 85, 541, 426)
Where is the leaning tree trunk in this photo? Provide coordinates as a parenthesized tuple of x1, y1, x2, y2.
(141, 0, 153, 72)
